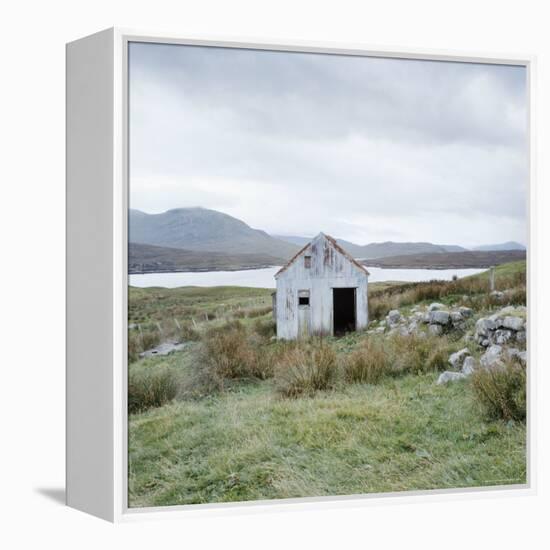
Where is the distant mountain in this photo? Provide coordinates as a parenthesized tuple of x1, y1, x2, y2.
(441, 244, 468, 253)
(473, 241, 526, 252)
(130, 208, 300, 259)
(357, 241, 469, 259)
(272, 235, 313, 247)
(129, 242, 284, 273)
(274, 234, 468, 259)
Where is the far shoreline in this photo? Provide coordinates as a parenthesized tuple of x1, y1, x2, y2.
(129, 264, 492, 275)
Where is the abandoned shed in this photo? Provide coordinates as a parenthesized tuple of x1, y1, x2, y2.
(274, 233, 369, 339)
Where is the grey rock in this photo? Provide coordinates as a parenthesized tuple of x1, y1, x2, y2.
(501, 316, 525, 331)
(140, 340, 187, 358)
(429, 310, 451, 325)
(428, 324, 443, 336)
(495, 329, 513, 345)
(375, 326, 386, 334)
(411, 312, 425, 322)
(450, 311, 463, 324)
(462, 356, 476, 375)
(516, 330, 526, 343)
(387, 310, 402, 325)
(437, 371, 467, 385)
(448, 348, 470, 369)
(499, 305, 525, 316)
(458, 306, 473, 318)
(506, 348, 527, 365)
(428, 303, 446, 312)
(490, 290, 505, 300)
(480, 345, 503, 369)
(475, 317, 497, 336)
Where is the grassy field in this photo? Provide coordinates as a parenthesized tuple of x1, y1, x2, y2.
(128, 261, 527, 507)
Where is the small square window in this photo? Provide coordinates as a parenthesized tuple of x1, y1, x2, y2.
(304, 255, 311, 268)
(299, 296, 310, 306)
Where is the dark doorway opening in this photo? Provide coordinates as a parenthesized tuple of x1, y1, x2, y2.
(333, 288, 356, 335)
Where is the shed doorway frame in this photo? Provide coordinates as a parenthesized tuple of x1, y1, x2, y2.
(332, 287, 357, 335)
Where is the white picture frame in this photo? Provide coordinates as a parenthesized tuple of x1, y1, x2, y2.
(66, 27, 536, 522)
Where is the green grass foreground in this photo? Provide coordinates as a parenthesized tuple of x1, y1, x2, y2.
(128, 261, 527, 507)
(129, 368, 525, 507)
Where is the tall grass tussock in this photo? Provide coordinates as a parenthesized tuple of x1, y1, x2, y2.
(344, 338, 389, 384)
(275, 341, 338, 397)
(388, 333, 454, 375)
(471, 360, 526, 421)
(344, 333, 455, 384)
(199, 320, 275, 386)
(128, 368, 178, 414)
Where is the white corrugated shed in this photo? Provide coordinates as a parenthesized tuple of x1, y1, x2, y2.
(274, 233, 369, 339)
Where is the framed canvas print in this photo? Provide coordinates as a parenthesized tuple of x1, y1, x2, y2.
(66, 28, 535, 522)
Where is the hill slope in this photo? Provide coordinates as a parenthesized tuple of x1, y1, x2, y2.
(130, 208, 300, 259)
(473, 241, 526, 252)
(363, 249, 526, 269)
(129, 242, 284, 273)
(274, 235, 468, 259)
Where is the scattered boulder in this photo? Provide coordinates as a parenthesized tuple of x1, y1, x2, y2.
(458, 306, 473, 318)
(387, 310, 402, 325)
(494, 329, 513, 345)
(428, 324, 443, 336)
(411, 311, 425, 322)
(429, 310, 450, 325)
(462, 356, 476, 375)
(480, 345, 503, 369)
(450, 311, 463, 324)
(474, 307, 526, 347)
(140, 340, 187, 358)
(505, 347, 527, 366)
(437, 371, 467, 385)
(428, 303, 446, 312)
(490, 290, 505, 301)
(501, 316, 525, 331)
(475, 317, 497, 337)
(397, 325, 410, 336)
(448, 348, 470, 369)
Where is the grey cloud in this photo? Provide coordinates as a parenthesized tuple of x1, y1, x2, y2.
(128, 42, 527, 247)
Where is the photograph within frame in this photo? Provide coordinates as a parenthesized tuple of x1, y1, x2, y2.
(126, 40, 528, 509)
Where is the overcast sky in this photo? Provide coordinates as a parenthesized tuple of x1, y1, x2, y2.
(129, 42, 527, 247)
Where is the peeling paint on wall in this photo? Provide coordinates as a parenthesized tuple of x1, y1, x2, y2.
(274, 233, 369, 339)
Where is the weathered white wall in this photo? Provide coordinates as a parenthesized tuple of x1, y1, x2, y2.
(275, 234, 368, 339)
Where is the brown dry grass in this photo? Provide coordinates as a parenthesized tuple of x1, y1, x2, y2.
(471, 360, 526, 421)
(274, 341, 338, 398)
